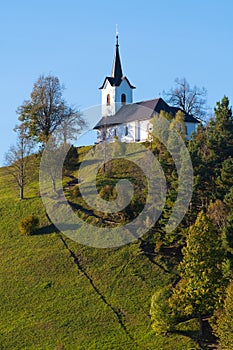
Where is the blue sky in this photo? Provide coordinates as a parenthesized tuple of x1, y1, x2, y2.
(1, 0, 233, 165)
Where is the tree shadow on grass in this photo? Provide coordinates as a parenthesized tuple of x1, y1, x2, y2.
(34, 224, 58, 235)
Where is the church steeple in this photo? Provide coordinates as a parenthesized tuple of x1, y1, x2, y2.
(111, 34, 123, 83)
(100, 32, 135, 117)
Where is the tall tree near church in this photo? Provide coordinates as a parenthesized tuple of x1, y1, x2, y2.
(164, 77, 207, 120)
(5, 124, 33, 199)
(17, 74, 84, 145)
(206, 96, 233, 162)
(169, 211, 226, 336)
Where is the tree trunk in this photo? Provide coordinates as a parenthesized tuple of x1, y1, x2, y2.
(20, 185, 24, 200)
(198, 314, 203, 337)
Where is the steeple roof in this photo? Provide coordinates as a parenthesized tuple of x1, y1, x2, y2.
(111, 34, 123, 82)
(99, 35, 135, 90)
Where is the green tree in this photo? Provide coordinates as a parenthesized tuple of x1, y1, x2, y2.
(216, 156, 233, 199)
(206, 96, 233, 162)
(169, 110, 186, 141)
(169, 211, 225, 336)
(150, 286, 176, 335)
(17, 74, 83, 145)
(212, 281, 233, 350)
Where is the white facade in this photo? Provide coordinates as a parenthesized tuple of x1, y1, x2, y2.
(101, 78, 134, 117)
(96, 117, 198, 143)
(96, 119, 152, 143)
(185, 122, 197, 140)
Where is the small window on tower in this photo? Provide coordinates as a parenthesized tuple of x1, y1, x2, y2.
(107, 94, 111, 105)
(121, 93, 126, 105)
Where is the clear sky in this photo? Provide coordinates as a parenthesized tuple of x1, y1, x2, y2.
(1, 0, 233, 165)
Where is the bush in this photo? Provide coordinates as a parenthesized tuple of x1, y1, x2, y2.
(150, 287, 176, 335)
(18, 215, 39, 236)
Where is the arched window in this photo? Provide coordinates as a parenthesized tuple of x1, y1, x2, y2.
(125, 126, 128, 136)
(121, 93, 126, 105)
(107, 94, 111, 105)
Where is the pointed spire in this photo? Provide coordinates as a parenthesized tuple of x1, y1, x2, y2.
(111, 31, 123, 82)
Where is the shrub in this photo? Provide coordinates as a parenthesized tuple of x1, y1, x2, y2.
(150, 287, 176, 335)
(18, 215, 39, 236)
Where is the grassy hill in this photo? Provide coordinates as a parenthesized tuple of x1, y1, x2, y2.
(0, 149, 204, 349)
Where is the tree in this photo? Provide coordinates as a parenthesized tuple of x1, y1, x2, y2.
(207, 200, 228, 230)
(56, 106, 86, 144)
(5, 124, 33, 199)
(17, 74, 84, 145)
(212, 281, 233, 349)
(164, 77, 207, 120)
(206, 96, 233, 162)
(216, 157, 233, 198)
(169, 212, 225, 336)
(150, 286, 176, 335)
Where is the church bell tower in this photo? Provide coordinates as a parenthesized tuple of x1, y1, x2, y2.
(99, 34, 135, 117)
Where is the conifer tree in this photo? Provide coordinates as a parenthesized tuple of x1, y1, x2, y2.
(169, 212, 225, 336)
(212, 281, 233, 350)
(206, 96, 233, 161)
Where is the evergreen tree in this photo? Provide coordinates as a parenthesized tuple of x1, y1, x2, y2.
(206, 96, 233, 162)
(216, 156, 233, 199)
(150, 286, 176, 335)
(212, 281, 233, 350)
(169, 212, 225, 336)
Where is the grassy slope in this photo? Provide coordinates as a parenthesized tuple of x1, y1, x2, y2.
(0, 158, 201, 349)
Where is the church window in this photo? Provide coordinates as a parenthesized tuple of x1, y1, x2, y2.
(125, 126, 128, 136)
(121, 93, 126, 105)
(107, 94, 111, 105)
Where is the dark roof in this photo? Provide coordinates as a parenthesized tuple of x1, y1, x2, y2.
(169, 106, 201, 123)
(99, 76, 136, 89)
(112, 37, 123, 81)
(94, 98, 200, 129)
(99, 35, 135, 90)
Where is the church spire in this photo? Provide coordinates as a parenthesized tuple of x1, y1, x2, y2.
(111, 32, 123, 82)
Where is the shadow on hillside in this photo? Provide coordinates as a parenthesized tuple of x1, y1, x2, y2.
(34, 224, 58, 235)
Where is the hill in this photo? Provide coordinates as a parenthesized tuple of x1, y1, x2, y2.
(0, 148, 206, 349)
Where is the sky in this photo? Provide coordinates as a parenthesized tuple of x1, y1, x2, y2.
(1, 0, 233, 165)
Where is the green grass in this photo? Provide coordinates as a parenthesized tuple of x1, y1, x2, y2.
(0, 157, 202, 349)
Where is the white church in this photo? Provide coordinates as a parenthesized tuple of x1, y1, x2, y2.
(94, 35, 199, 142)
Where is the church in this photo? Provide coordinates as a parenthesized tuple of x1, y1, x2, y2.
(94, 35, 199, 142)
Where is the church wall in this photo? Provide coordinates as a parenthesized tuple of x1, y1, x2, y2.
(186, 122, 198, 139)
(115, 79, 133, 112)
(138, 119, 151, 142)
(101, 81, 116, 117)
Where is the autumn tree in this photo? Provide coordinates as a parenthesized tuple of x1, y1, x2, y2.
(169, 211, 226, 336)
(5, 124, 33, 199)
(17, 74, 85, 145)
(164, 77, 207, 120)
